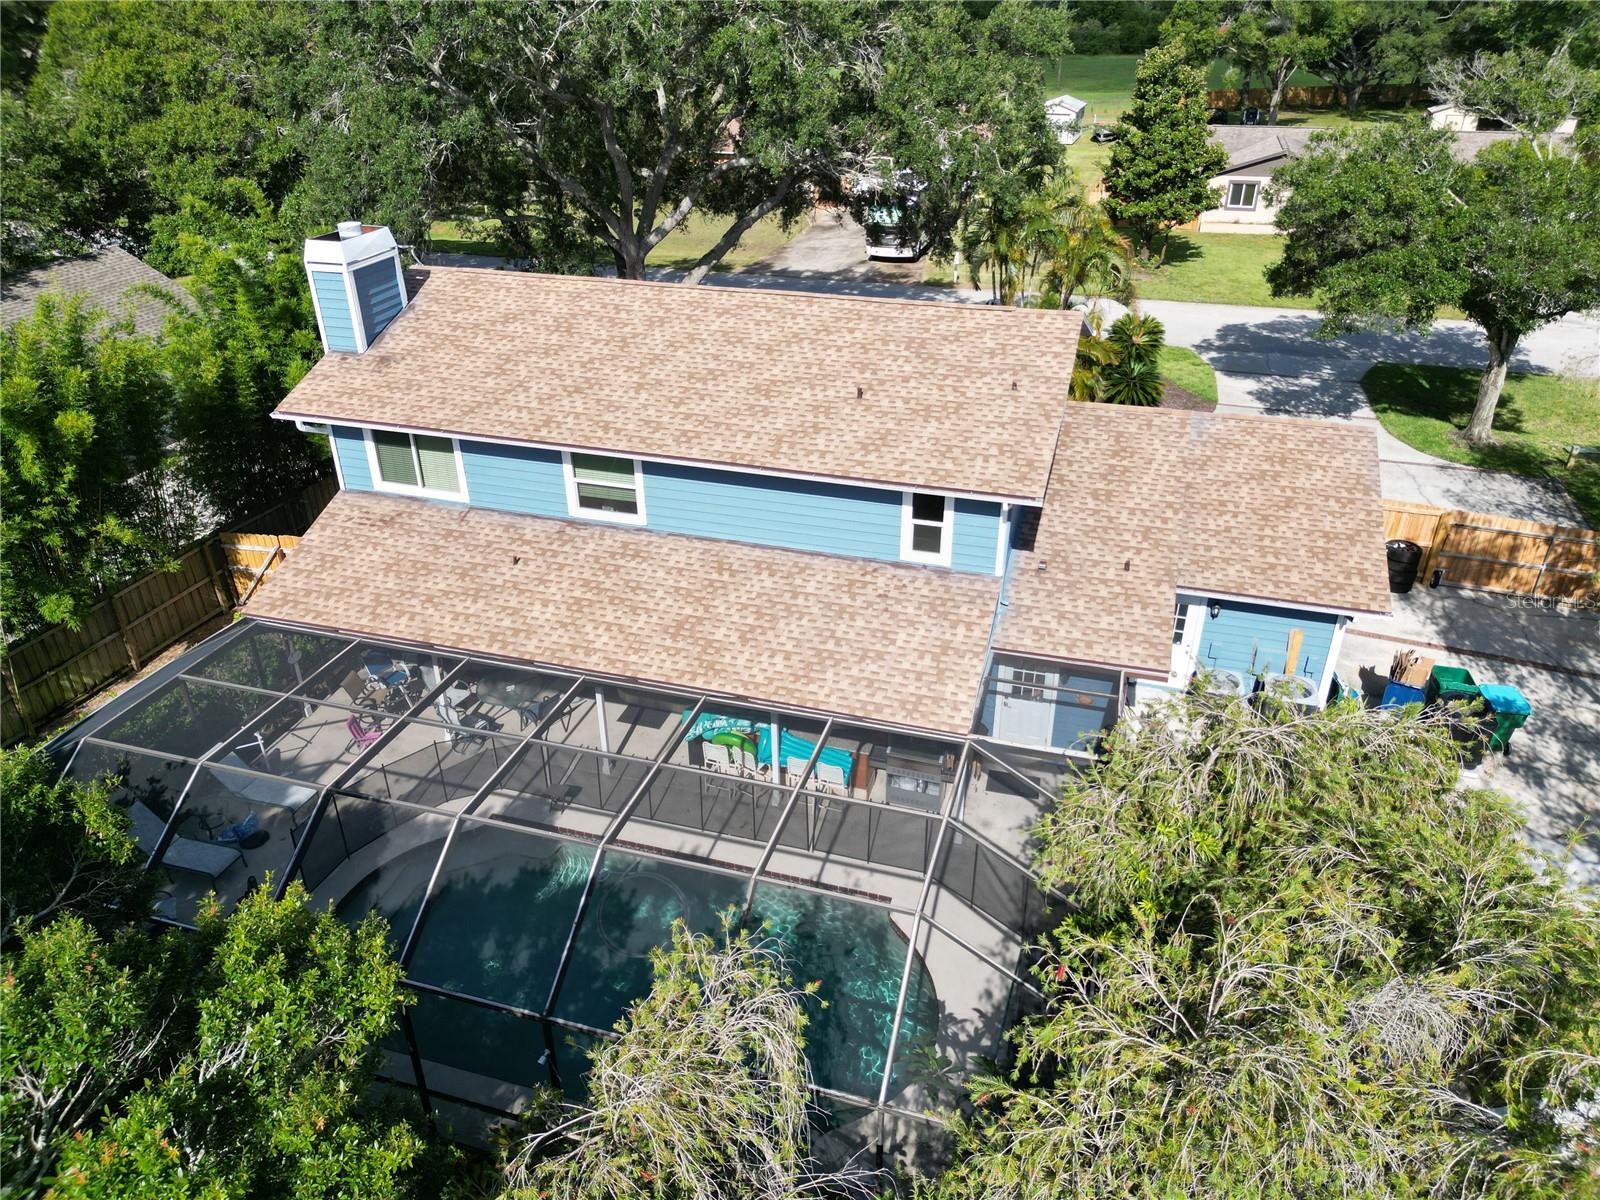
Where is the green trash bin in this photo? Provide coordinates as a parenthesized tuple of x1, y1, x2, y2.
(1478, 684, 1532, 752)
(1426, 665, 1479, 705)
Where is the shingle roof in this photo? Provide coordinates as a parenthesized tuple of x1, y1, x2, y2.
(274, 268, 1079, 500)
(1, 247, 180, 337)
(247, 490, 1002, 735)
(998, 406, 1390, 675)
(1208, 124, 1537, 170)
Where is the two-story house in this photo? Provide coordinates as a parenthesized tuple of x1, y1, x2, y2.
(48, 222, 1389, 1162)
(277, 223, 1389, 761)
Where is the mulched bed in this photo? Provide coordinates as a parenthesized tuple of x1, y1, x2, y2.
(1158, 380, 1217, 411)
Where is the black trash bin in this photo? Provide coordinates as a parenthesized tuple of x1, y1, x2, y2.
(1386, 539, 1423, 593)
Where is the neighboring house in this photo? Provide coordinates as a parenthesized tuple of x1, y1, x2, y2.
(0, 245, 181, 335)
(1197, 125, 1542, 233)
(1428, 101, 1578, 135)
(1045, 93, 1087, 144)
(45, 220, 1390, 1161)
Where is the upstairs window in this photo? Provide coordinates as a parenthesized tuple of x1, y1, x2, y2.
(901, 491, 953, 566)
(1224, 180, 1260, 210)
(368, 429, 464, 498)
(564, 452, 645, 524)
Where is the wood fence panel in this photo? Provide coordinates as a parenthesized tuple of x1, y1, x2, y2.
(1382, 503, 1446, 546)
(1378, 501, 1597, 603)
(1542, 533, 1599, 574)
(2, 475, 334, 745)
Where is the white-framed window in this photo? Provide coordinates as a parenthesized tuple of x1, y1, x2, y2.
(1224, 180, 1261, 210)
(1008, 667, 1049, 701)
(364, 428, 466, 499)
(900, 491, 953, 566)
(563, 451, 646, 524)
(1172, 600, 1188, 645)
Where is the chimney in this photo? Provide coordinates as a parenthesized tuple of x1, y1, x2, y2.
(303, 223, 409, 354)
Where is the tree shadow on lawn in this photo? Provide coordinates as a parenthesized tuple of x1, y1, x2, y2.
(1154, 233, 1205, 267)
(1364, 364, 1547, 468)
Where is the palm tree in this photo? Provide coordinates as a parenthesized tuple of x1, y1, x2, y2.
(961, 191, 1034, 306)
(1033, 199, 1133, 310)
(1100, 312, 1166, 405)
(1070, 309, 1118, 403)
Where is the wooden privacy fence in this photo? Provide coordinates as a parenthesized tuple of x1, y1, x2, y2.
(1, 477, 334, 745)
(1205, 84, 1426, 111)
(1382, 501, 1600, 604)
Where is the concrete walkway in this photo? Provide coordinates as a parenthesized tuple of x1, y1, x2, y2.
(1336, 587, 1600, 886)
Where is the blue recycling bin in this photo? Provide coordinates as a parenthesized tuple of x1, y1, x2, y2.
(1380, 679, 1426, 708)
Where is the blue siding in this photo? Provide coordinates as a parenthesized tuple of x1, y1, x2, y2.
(352, 260, 404, 344)
(1197, 599, 1338, 681)
(460, 441, 566, 515)
(952, 498, 1002, 574)
(337, 429, 1004, 573)
(331, 426, 372, 489)
(643, 461, 903, 561)
(310, 271, 358, 352)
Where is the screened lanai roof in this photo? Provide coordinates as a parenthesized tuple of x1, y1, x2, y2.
(53, 617, 1073, 1153)
(246, 490, 1003, 736)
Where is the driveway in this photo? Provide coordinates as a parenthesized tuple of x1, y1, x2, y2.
(1335, 586, 1600, 885)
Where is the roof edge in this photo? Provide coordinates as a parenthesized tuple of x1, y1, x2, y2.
(272, 409, 1046, 505)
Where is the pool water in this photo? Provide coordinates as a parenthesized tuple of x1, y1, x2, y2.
(337, 826, 940, 1100)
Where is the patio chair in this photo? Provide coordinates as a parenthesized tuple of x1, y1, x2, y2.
(813, 762, 847, 795)
(345, 714, 384, 754)
(128, 800, 242, 880)
(437, 700, 496, 754)
(701, 742, 731, 772)
(786, 755, 812, 789)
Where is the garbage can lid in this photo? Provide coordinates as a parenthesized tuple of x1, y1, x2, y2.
(1477, 683, 1531, 715)
(1386, 539, 1421, 552)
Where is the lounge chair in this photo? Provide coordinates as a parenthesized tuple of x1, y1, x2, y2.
(127, 800, 242, 880)
(210, 753, 317, 812)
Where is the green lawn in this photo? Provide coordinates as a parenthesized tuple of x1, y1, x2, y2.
(1158, 345, 1218, 405)
(429, 218, 505, 256)
(428, 210, 799, 272)
(1363, 364, 1600, 528)
(645, 211, 797, 271)
(1132, 232, 1309, 308)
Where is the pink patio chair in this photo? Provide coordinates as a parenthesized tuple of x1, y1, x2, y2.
(345, 714, 384, 754)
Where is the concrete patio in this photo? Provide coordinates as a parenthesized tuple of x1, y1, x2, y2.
(1335, 585, 1600, 885)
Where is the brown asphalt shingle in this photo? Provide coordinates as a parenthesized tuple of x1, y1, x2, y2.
(274, 268, 1079, 500)
(248, 491, 1001, 735)
(998, 406, 1390, 675)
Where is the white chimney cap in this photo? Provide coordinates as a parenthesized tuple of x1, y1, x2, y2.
(337, 220, 365, 240)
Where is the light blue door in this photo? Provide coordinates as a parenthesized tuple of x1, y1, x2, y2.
(993, 663, 1056, 747)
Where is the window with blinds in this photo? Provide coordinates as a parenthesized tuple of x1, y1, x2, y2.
(568, 453, 642, 520)
(371, 430, 462, 496)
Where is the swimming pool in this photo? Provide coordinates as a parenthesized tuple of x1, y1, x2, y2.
(337, 823, 941, 1100)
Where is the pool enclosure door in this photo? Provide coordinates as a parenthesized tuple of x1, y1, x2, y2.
(991, 662, 1057, 747)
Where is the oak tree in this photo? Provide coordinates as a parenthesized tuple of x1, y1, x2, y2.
(1268, 125, 1600, 446)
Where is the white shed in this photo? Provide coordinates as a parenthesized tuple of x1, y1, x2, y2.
(1046, 94, 1088, 145)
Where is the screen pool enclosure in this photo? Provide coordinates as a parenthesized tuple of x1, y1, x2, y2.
(52, 618, 1075, 1166)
